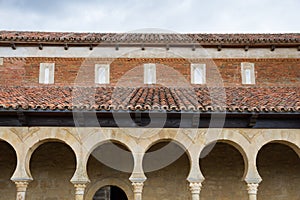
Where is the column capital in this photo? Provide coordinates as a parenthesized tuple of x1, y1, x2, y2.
(129, 175, 147, 183)
(74, 183, 87, 195)
(247, 183, 259, 195)
(189, 182, 202, 194)
(13, 180, 31, 200)
(132, 182, 144, 193)
(14, 181, 29, 192)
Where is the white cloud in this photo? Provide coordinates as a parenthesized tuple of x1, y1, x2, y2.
(0, 0, 299, 33)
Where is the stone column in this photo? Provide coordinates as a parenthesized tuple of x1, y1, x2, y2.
(189, 182, 202, 200)
(130, 151, 146, 200)
(15, 181, 30, 200)
(132, 182, 144, 200)
(247, 183, 259, 200)
(74, 183, 87, 200)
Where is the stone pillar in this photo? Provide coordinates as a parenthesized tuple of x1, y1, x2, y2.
(74, 183, 87, 200)
(247, 183, 259, 200)
(189, 182, 202, 200)
(130, 151, 146, 200)
(132, 182, 144, 200)
(15, 181, 30, 200)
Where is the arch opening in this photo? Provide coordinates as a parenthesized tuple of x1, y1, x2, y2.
(143, 140, 190, 200)
(86, 141, 133, 200)
(93, 185, 128, 200)
(27, 141, 76, 199)
(200, 142, 247, 200)
(87, 140, 134, 173)
(257, 142, 300, 200)
(0, 141, 17, 200)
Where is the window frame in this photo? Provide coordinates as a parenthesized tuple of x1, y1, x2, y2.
(95, 64, 110, 84)
(191, 63, 206, 84)
(39, 63, 55, 84)
(144, 63, 156, 84)
(241, 62, 255, 85)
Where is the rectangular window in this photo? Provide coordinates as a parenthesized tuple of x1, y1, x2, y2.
(241, 62, 255, 84)
(39, 63, 55, 84)
(44, 67, 50, 84)
(0, 57, 3, 66)
(95, 64, 110, 84)
(144, 63, 156, 84)
(191, 63, 206, 84)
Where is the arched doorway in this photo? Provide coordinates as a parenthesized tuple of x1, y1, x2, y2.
(86, 141, 134, 200)
(0, 141, 17, 200)
(93, 185, 128, 200)
(200, 142, 247, 199)
(257, 142, 300, 200)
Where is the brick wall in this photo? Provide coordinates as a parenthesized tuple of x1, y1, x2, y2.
(0, 57, 299, 87)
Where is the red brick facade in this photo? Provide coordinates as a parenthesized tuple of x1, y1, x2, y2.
(1, 57, 299, 87)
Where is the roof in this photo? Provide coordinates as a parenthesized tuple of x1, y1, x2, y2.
(0, 86, 299, 112)
(0, 31, 299, 46)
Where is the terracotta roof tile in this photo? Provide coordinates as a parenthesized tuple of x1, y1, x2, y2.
(0, 31, 299, 45)
(0, 86, 299, 112)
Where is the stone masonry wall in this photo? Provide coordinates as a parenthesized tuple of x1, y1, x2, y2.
(143, 142, 190, 200)
(0, 140, 299, 199)
(0, 141, 17, 200)
(257, 143, 300, 200)
(26, 142, 76, 200)
(200, 142, 248, 200)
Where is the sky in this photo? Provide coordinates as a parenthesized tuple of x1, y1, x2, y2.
(0, 0, 299, 33)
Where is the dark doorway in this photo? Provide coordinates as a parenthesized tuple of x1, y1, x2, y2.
(93, 185, 128, 200)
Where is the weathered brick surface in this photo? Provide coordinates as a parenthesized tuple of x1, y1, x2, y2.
(0, 58, 299, 87)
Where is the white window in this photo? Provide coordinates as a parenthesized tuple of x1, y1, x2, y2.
(0, 57, 3, 65)
(191, 63, 206, 84)
(39, 63, 55, 84)
(241, 62, 255, 84)
(144, 63, 156, 84)
(95, 64, 110, 84)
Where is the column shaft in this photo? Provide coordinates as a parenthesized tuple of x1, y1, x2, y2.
(15, 181, 29, 200)
(132, 182, 144, 200)
(247, 183, 259, 200)
(74, 183, 87, 200)
(189, 182, 202, 200)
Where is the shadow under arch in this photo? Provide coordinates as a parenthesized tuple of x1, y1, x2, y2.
(0, 139, 17, 172)
(199, 140, 248, 200)
(24, 138, 78, 179)
(0, 140, 17, 199)
(256, 141, 300, 199)
(143, 138, 192, 173)
(200, 139, 249, 180)
(85, 177, 133, 200)
(143, 139, 191, 200)
(27, 141, 77, 199)
(257, 140, 300, 158)
(86, 139, 134, 173)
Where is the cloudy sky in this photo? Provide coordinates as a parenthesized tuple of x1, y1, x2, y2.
(0, 0, 299, 33)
